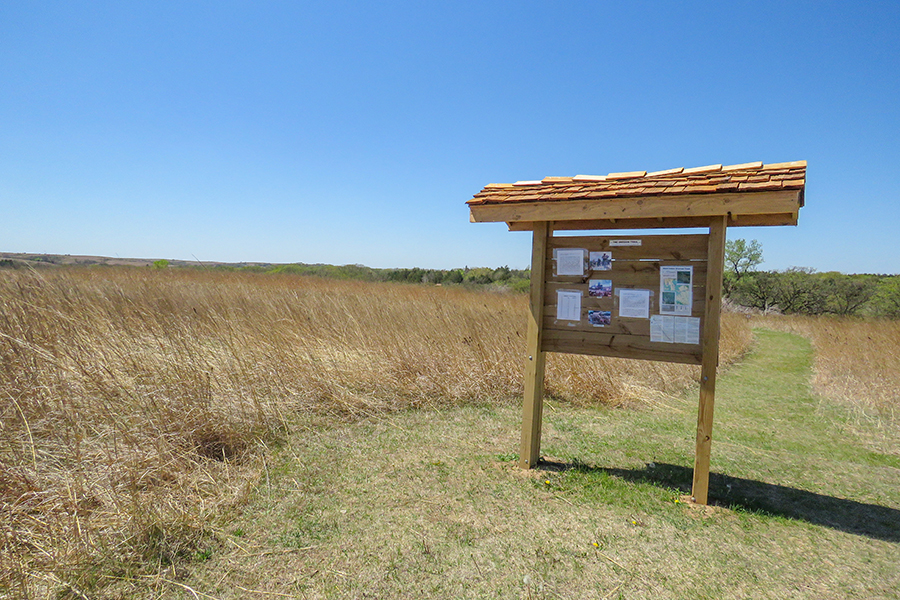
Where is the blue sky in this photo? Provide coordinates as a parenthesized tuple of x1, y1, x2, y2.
(2, 1, 898, 273)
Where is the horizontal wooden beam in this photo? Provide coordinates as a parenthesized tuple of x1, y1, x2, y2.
(542, 329, 703, 364)
(469, 190, 801, 226)
(506, 212, 798, 231)
(548, 234, 710, 260)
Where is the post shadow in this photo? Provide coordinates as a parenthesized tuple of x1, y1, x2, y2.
(537, 460, 900, 543)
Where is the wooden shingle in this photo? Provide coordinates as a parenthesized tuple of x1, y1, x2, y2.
(467, 161, 806, 230)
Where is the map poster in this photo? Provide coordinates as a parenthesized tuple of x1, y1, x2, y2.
(660, 266, 693, 315)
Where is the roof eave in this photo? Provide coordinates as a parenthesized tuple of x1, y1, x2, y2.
(468, 189, 803, 227)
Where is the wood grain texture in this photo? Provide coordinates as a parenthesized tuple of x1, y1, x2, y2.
(505, 212, 799, 231)
(691, 215, 728, 505)
(541, 329, 703, 364)
(519, 222, 549, 469)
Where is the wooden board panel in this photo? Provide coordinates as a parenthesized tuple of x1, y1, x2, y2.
(548, 234, 709, 260)
(542, 302, 706, 333)
(539, 233, 709, 360)
(543, 260, 709, 289)
(542, 329, 703, 364)
(544, 280, 708, 308)
(542, 315, 658, 337)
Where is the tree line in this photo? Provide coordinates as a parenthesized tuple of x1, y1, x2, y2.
(246, 263, 532, 292)
(724, 239, 900, 318)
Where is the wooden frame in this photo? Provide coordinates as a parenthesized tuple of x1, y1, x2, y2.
(468, 162, 804, 505)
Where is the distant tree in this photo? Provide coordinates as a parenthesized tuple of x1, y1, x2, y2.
(774, 267, 829, 314)
(152, 259, 169, 269)
(821, 273, 877, 316)
(445, 269, 464, 284)
(463, 267, 494, 285)
(491, 265, 511, 281)
(733, 270, 780, 312)
(872, 276, 900, 318)
(724, 238, 763, 297)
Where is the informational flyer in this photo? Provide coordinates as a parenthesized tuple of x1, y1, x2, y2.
(556, 249, 586, 276)
(556, 290, 582, 321)
(589, 251, 612, 271)
(618, 289, 650, 319)
(660, 265, 693, 315)
(650, 315, 674, 343)
(651, 315, 701, 344)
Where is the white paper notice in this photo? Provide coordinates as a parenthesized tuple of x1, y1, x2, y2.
(650, 315, 674, 342)
(618, 289, 650, 319)
(679, 317, 701, 344)
(609, 239, 642, 247)
(556, 249, 585, 276)
(556, 290, 582, 321)
(651, 316, 701, 344)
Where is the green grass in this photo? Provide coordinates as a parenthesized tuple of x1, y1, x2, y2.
(151, 330, 899, 599)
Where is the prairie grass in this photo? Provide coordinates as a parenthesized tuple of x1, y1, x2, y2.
(0, 267, 751, 597)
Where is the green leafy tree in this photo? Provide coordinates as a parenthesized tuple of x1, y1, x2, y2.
(872, 276, 900, 318)
(771, 267, 828, 314)
(724, 238, 763, 297)
(445, 269, 464, 284)
(821, 273, 877, 316)
(733, 270, 780, 312)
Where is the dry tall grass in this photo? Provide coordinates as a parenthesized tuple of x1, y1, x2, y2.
(750, 314, 900, 425)
(0, 267, 751, 596)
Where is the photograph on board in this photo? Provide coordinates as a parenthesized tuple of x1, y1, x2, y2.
(588, 310, 612, 327)
(589, 251, 612, 271)
(588, 279, 613, 297)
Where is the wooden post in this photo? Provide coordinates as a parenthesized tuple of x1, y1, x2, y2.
(519, 221, 549, 469)
(691, 215, 728, 504)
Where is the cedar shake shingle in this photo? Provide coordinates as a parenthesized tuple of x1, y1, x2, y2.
(467, 161, 806, 207)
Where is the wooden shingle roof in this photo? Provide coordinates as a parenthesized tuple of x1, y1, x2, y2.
(468, 160, 806, 230)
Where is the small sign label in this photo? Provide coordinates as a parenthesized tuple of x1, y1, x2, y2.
(610, 239, 642, 247)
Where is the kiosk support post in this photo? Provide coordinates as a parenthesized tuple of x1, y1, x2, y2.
(692, 215, 728, 504)
(519, 222, 549, 469)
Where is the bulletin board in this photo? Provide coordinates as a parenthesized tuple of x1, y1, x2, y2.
(542, 234, 709, 365)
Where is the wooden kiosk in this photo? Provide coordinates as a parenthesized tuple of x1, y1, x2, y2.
(467, 161, 806, 504)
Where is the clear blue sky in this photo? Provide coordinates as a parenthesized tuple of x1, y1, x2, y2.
(2, 1, 898, 273)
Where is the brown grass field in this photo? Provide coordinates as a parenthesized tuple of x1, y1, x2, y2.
(4, 267, 896, 597)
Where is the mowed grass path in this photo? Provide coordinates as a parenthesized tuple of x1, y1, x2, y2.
(176, 330, 899, 600)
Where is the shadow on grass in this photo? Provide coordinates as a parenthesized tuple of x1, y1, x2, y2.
(538, 460, 900, 543)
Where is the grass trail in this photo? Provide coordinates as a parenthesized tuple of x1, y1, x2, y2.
(164, 329, 900, 600)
